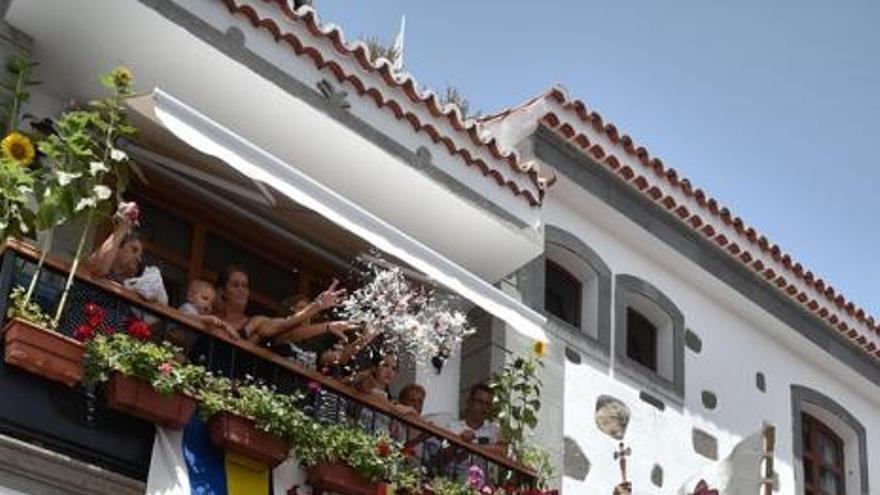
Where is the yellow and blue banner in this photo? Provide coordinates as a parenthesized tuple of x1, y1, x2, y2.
(145, 414, 303, 495)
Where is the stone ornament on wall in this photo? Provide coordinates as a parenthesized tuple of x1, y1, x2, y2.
(595, 395, 630, 440)
(316, 79, 351, 110)
(563, 436, 591, 481)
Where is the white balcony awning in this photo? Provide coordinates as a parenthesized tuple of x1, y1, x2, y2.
(140, 89, 547, 342)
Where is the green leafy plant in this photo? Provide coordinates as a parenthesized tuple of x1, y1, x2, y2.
(35, 66, 138, 327)
(363, 36, 400, 67)
(489, 341, 554, 487)
(7, 285, 52, 327)
(83, 332, 553, 493)
(0, 54, 40, 243)
(84, 332, 209, 396)
(440, 86, 481, 121)
(1, 54, 40, 136)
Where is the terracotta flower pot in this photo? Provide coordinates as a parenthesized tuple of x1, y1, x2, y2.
(2, 318, 85, 387)
(306, 462, 380, 495)
(208, 411, 289, 467)
(105, 373, 196, 429)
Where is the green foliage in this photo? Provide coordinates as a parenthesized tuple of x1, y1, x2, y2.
(84, 333, 208, 396)
(0, 54, 39, 136)
(7, 285, 52, 328)
(0, 54, 40, 242)
(430, 476, 476, 495)
(363, 37, 400, 66)
(489, 346, 554, 487)
(0, 154, 35, 241)
(440, 86, 481, 121)
(83, 333, 425, 490)
(36, 66, 137, 230)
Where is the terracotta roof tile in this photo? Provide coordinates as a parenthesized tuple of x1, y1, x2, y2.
(512, 86, 880, 361)
(221, 0, 546, 206)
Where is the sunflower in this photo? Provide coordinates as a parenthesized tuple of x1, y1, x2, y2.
(111, 66, 134, 87)
(532, 340, 546, 357)
(1, 132, 35, 166)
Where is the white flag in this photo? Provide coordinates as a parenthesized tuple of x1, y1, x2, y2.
(391, 15, 406, 71)
(677, 429, 769, 495)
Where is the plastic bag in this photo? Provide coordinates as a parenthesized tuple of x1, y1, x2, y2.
(123, 265, 168, 305)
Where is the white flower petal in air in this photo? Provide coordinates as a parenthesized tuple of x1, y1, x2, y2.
(110, 148, 128, 162)
(89, 161, 110, 176)
(93, 185, 112, 200)
(56, 171, 82, 186)
(74, 197, 96, 212)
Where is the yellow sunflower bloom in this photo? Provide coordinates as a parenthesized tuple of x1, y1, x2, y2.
(111, 66, 134, 87)
(2, 132, 35, 166)
(532, 340, 546, 357)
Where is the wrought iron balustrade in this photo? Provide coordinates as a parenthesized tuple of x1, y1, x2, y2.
(0, 239, 536, 488)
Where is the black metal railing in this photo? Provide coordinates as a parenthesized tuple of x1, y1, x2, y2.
(0, 240, 536, 488)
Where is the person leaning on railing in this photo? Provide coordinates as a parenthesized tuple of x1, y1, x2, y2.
(59, 201, 149, 334)
(244, 283, 358, 353)
(429, 383, 508, 477)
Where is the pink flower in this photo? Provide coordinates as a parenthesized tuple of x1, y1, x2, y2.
(124, 202, 140, 225)
(125, 317, 151, 340)
(481, 486, 495, 495)
(158, 362, 173, 375)
(307, 381, 321, 393)
(467, 465, 485, 489)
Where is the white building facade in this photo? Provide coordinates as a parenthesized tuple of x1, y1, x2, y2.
(0, 1, 876, 495)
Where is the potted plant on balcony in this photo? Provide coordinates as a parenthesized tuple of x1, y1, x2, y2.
(302, 430, 407, 495)
(199, 378, 294, 468)
(0, 55, 88, 386)
(84, 331, 199, 429)
(2, 64, 138, 387)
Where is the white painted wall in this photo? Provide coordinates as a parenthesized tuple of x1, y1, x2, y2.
(543, 175, 880, 494)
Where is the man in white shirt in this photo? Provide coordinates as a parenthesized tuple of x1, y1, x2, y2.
(437, 383, 507, 475)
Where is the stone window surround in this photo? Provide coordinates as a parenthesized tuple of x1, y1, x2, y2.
(543, 225, 613, 358)
(614, 274, 685, 403)
(791, 385, 869, 495)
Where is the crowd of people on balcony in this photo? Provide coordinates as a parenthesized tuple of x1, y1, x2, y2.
(75, 203, 508, 467)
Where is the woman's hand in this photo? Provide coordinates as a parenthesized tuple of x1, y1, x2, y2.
(113, 202, 138, 232)
(326, 321, 360, 340)
(315, 279, 347, 310)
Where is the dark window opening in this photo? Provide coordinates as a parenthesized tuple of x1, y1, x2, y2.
(802, 413, 845, 495)
(545, 260, 581, 329)
(626, 308, 657, 371)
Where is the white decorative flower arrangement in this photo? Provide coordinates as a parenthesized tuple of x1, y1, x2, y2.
(337, 255, 474, 364)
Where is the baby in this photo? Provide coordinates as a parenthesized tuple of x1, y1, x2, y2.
(179, 279, 237, 339)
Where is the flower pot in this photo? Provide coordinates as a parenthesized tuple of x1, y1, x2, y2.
(208, 411, 289, 467)
(2, 318, 85, 386)
(105, 373, 196, 429)
(306, 462, 380, 495)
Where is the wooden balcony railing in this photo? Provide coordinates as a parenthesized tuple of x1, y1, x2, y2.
(0, 239, 536, 487)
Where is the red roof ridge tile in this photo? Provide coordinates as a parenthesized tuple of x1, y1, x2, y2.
(219, 0, 547, 206)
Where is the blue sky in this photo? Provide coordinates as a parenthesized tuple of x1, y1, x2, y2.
(314, 1, 880, 314)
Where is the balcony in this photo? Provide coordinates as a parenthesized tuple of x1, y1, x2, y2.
(0, 239, 537, 492)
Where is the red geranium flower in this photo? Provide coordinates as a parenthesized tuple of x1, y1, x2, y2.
(126, 317, 151, 340)
(73, 324, 94, 342)
(83, 302, 107, 329)
(691, 480, 719, 495)
(83, 302, 101, 318)
(401, 444, 417, 457)
(376, 440, 391, 457)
